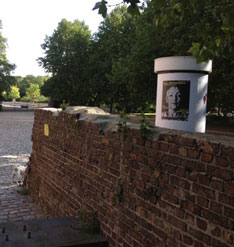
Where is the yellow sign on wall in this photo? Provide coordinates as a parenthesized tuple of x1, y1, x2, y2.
(44, 124, 49, 136)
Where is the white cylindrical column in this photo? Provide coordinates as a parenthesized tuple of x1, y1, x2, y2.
(154, 56, 212, 133)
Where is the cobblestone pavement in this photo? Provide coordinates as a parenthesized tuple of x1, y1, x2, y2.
(0, 111, 45, 223)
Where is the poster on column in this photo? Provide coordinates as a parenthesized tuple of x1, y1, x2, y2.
(161, 80, 190, 121)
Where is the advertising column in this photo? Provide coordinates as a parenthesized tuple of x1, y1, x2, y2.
(154, 56, 212, 133)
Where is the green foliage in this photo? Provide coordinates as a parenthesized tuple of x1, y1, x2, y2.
(38, 3, 234, 114)
(20, 96, 30, 102)
(93, 0, 141, 17)
(0, 20, 16, 100)
(15, 75, 48, 98)
(18, 188, 29, 196)
(118, 109, 128, 133)
(140, 112, 150, 140)
(76, 208, 100, 234)
(34, 95, 48, 103)
(114, 183, 124, 203)
(60, 100, 69, 111)
(26, 83, 40, 102)
(8, 86, 20, 100)
(39, 19, 91, 106)
(95, 0, 234, 62)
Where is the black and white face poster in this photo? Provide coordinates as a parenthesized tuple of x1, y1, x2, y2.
(161, 81, 190, 121)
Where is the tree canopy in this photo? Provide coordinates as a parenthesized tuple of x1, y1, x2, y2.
(26, 83, 40, 102)
(0, 20, 15, 101)
(8, 85, 20, 100)
(39, 19, 91, 105)
(94, 0, 234, 62)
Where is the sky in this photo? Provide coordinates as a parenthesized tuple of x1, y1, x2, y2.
(0, 0, 115, 77)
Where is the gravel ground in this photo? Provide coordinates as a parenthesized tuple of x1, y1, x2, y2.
(0, 111, 34, 188)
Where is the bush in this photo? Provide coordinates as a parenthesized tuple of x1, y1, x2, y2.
(35, 95, 48, 103)
(20, 96, 30, 102)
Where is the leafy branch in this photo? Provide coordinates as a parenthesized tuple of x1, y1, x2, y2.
(140, 111, 150, 140)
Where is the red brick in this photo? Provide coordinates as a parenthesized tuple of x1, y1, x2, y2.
(184, 213, 195, 225)
(197, 140, 216, 153)
(163, 154, 182, 166)
(202, 209, 228, 228)
(167, 237, 180, 247)
(224, 182, 234, 196)
(166, 164, 177, 174)
(160, 143, 169, 152)
(188, 149, 200, 159)
(211, 226, 221, 237)
(183, 235, 194, 245)
(229, 220, 234, 230)
(176, 167, 186, 178)
(173, 229, 182, 241)
(198, 174, 210, 186)
(206, 165, 233, 181)
(210, 201, 222, 214)
(194, 241, 204, 247)
(230, 157, 234, 168)
(212, 238, 230, 247)
(129, 229, 142, 243)
(201, 152, 213, 163)
(223, 230, 234, 245)
(216, 156, 229, 167)
(192, 183, 215, 200)
(224, 206, 234, 219)
(184, 160, 205, 172)
(183, 201, 201, 216)
(218, 192, 233, 206)
(221, 145, 234, 157)
(167, 215, 187, 231)
(162, 192, 179, 205)
(188, 171, 198, 182)
(158, 134, 175, 143)
(168, 144, 178, 154)
(145, 148, 157, 157)
(178, 147, 188, 157)
(185, 192, 195, 203)
(152, 225, 168, 241)
(170, 176, 190, 190)
(188, 227, 211, 245)
(197, 218, 207, 231)
(174, 208, 185, 219)
(210, 178, 224, 192)
(197, 196, 209, 208)
(129, 153, 137, 160)
(177, 137, 195, 147)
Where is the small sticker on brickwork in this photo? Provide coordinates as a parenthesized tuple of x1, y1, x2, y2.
(44, 124, 49, 136)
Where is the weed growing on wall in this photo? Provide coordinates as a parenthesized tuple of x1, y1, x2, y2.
(114, 183, 124, 203)
(140, 112, 150, 140)
(76, 208, 100, 234)
(60, 100, 69, 111)
(118, 110, 127, 134)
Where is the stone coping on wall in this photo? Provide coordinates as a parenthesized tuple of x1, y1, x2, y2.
(39, 106, 234, 148)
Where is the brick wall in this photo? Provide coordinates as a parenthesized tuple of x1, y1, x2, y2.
(26, 109, 234, 247)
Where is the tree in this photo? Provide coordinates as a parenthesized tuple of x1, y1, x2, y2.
(26, 83, 40, 102)
(94, 0, 234, 61)
(0, 20, 15, 101)
(95, 1, 234, 114)
(39, 19, 91, 105)
(8, 86, 20, 101)
(15, 75, 49, 97)
(88, 6, 139, 112)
